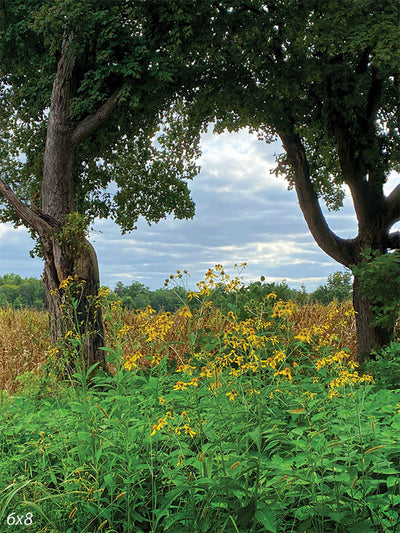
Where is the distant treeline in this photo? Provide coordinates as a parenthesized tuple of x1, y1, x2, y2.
(0, 271, 352, 311)
(0, 273, 46, 310)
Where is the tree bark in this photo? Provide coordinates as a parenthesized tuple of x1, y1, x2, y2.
(279, 131, 357, 267)
(352, 275, 391, 362)
(33, 38, 106, 371)
(279, 127, 394, 362)
(0, 35, 120, 373)
(44, 238, 105, 371)
(0, 176, 106, 371)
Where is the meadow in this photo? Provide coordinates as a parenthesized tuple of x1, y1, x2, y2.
(0, 265, 400, 533)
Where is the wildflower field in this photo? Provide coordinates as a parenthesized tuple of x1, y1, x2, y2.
(0, 266, 400, 532)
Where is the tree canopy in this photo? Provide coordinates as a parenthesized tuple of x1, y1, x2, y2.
(187, 0, 400, 357)
(199, 0, 400, 218)
(0, 0, 218, 368)
(0, 0, 208, 232)
(1, 1, 400, 361)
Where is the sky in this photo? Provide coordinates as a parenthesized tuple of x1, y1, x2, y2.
(0, 127, 398, 292)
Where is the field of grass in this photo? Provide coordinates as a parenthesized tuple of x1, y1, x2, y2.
(0, 267, 400, 532)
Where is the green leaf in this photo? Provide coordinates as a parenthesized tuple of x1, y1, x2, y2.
(255, 503, 277, 532)
(386, 476, 399, 488)
(249, 427, 261, 449)
(347, 521, 375, 533)
(77, 431, 91, 442)
(103, 473, 114, 488)
(69, 402, 88, 414)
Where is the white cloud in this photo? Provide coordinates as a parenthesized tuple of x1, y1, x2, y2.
(0, 129, 363, 291)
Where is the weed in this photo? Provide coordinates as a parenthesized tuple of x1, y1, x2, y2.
(0, 265, 398, 532)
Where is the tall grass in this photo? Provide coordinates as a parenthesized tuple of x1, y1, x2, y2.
(0, 298, 357, 394)
(0, 308, 51, 393)
(0, 268, 399, 532)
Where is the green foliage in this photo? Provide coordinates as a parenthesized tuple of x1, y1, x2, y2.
(110, 281, 188, 313)
(1, 284, 399, 532)
(0, 271, 352, 312)
(362, 341, 400, 390)
(1, 329, 399, 531)
(206, 279, 301, 320)
(57, 212, 89, 256)
(202, 0, 400, 205)
(112, 281, 151, 309)
(0, 0, 207, 229)
(0, 273, 45, 310)
(352, 250, 400, 331)
(310, 271, 353, 305)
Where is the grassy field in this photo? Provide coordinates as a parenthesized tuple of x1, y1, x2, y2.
(0, 269, 399, 532)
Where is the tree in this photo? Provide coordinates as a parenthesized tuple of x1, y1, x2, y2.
(0, 1, 208, 369)
(113, 281, 152, 310)
(311, 271, 353, 305)
(193, 0, 400, 360)
(0, 273, 45, 309)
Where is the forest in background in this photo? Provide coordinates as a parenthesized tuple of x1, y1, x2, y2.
(0, 270, 352, 311)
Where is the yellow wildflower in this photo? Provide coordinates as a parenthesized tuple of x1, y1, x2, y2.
(124, 351, 142, 371)
(183, 424, 197, 438)
(111, 300, 122, 311)
(295, 330, 313, 344)
(272, 300, 296, 318)
(117, 324, 130, 339)
(187, 290, 199, 301)
(266, 292, 277, 300)
(200, 366, 213, 378)
(47, 347, 59, 358)
(180, 411, 190, 422)
(173, 381, 188, 391)
(273, 350, 286, 362)
(274, 367, 292, 381)
(59, 276, 74, 290)
(304, 391, 317, 399)
(226, 389, 238, 401)
(177, 306, 192, 319)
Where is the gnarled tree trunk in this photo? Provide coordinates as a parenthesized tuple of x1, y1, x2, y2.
(280, 128, 394, 362)
(0, 35, 119, 373)
(0, 176, 106, 372)
(43, 237, 105, 371)
(36, 37, 106, 371)
(352, 275, 391, 362)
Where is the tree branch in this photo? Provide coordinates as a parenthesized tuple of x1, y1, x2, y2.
(279, 130, 357, 266)
(386, 230, 400, 249)
(386, 183, 400, 226)
(355, 48, 371, 74)
(366, 66, 382, 123)
(0, 177, 59, 237)
(71, 88, 120, 146)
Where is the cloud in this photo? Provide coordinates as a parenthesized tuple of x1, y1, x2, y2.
(0, 128, 379, 292)
(0, 225, 43, 278)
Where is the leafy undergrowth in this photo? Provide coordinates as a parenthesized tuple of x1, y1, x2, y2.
(0, 266, 399, 532)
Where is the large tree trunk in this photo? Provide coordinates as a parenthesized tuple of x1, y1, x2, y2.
(43, 237, 105, 372)
(0, 178, 106, 372)
(279, 129, 394, 362)
(36, 37, 106, 372)
(0, 31, 120, 373)
(0, 35, 114, 373)
(352, 275, 391, 363)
